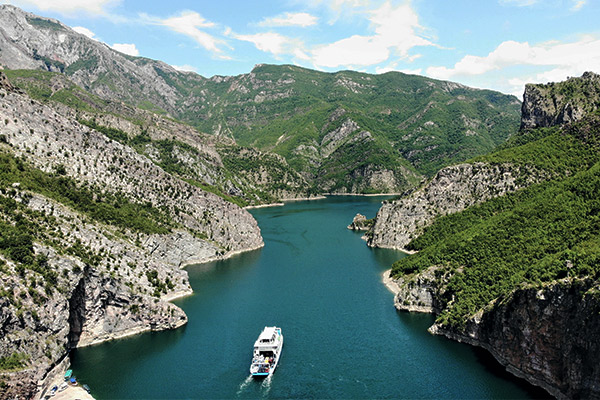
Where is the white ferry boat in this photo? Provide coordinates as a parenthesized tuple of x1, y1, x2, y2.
(249, 326, 283, 377)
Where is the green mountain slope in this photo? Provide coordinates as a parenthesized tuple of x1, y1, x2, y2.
(186, 64, 521, 181)
(382, 74, 600, 398)
(0, 5, 521, 194)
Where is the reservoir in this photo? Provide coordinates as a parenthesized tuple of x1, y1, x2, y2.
(71, 196, 540, 399)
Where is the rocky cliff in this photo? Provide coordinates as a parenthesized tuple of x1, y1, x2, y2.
(381, 72, 600, 399)
(0, 71, 263, 398)
(521, 71, 600, 130)
(390, 271, 600, 399)
(368, 162, 548, 250)
(430, 279, 600, 399)
(4, 69, 312, 205)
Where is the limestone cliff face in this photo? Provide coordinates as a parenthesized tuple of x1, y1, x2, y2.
(427, 279, 600, 399)
(0, 71, 263, 398)
(0, 192, 192, 400)
(390, 269, 600, 398)
(5, 71, 312, 204)
(387, 266, 448, 314)
(521, 71, 600, 130)
(368, 162, 548, 249)
(0, 76, 263, 256)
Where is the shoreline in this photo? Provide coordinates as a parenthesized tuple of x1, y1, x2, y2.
(324, 192, 401, 197)
(283, 195, 327, 202)
(243, 192, 400, 209)
(244, 202, 284, 209)
(382, 269, 402, 296)
(370, 243, 418, 255)
(37, 242, 265, 400)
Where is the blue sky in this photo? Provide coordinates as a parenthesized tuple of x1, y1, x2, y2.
(3, 0, 600, 98)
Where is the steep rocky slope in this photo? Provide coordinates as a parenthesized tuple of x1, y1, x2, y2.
(368, 162, 549, 249)
(430, 279, 600, 399)
(521, 71, 600, 130)
(0, 5, 521, 194)
(0, 72, 263, 398)
(378, 72, 600, 399)
(4, 69, 312, 205)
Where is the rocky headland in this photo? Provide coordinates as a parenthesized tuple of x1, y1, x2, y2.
(367, 162, 549, 250)
(0, 72, 263, 399)
(377, 72, 600, 399)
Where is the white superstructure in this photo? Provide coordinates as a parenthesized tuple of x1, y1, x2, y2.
(249, 326, 283, 377)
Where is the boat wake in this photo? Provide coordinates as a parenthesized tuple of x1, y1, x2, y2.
(236, 375, 253, 397)
(261, 375, 273, 396)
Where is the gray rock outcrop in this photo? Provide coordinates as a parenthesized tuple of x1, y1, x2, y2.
(0, 69, 263, 399)
(430, 279, 600, 399)
(368, 162, 548, 250)
(521, 71, 600, 130)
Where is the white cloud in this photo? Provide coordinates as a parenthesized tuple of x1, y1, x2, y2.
(258, 12, 318, 27)
(427, 37, 600, 80)
(426, 35, 600, 97)
(111, 43, 139, 56)
(6, 0, 120, 15)
(233, 32, 301, 57)
(72, 26, 96, 39)
(141, 11, 228, 58)
(310, 1, 433, 68)
(309, 0, 371, 12)
(397, 68, 423, 75)
(313, 35, 390, 67)
(172, 64, 198, 73)
(499, 0, 539, 6)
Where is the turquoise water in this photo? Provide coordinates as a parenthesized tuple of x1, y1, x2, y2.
(71, 196, 543, 399)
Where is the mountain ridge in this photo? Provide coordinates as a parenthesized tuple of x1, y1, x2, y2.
(0, 4, 521, 195)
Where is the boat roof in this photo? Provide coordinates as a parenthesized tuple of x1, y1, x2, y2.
(258, 326, 277, 341)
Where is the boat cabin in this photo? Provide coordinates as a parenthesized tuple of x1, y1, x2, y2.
(253, 327, 280, 358)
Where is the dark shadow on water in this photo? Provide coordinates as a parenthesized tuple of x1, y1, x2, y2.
(185, 247, 262, 276)
(472, 347, 553, 399)
(69, 325, 187, 383)
(395, 309, 553, 400)
(371, 247, 408, 268)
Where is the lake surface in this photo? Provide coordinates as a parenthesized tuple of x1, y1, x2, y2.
(71, 196, 542, 399)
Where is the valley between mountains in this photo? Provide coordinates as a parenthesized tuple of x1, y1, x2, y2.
(0, 4, 598, 400)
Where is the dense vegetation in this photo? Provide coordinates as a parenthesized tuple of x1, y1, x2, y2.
(0, 353, 28, 372)
(392, 114, 600, 329)
(186, 65, 520, 179)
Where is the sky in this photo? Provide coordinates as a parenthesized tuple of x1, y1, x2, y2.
(2, 0, 600, 98)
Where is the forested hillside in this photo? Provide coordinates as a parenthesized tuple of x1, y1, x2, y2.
(383, 73, 600, 399)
